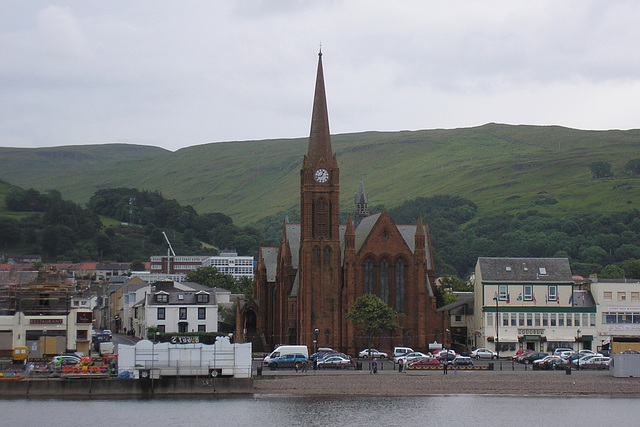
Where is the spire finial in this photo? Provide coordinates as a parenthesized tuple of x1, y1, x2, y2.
(319, 42, 322, 56)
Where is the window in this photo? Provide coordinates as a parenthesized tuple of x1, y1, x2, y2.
(558, 314, 564, 327)
(157, 325, 165, 333)
(550, 314, 557, 327)
(590, 314, 596, 327)
(618, 292, 627, 301)
(197, 293, 210, 303)
(395, 259, 405, 313)
(77, 330, 88, 341)
(523, 285, 533, 301)
(574, 314, 580, 327)
(548, 285, 557, 301)
(313, 246, 320, 264)
(198, 307, 206, 320)
(498, 285, 508, 301)
(364, 259, 373, 294)
(510, 313, 517, 326)
(502, 314, 508, 327)
(179, 307, 187, 320)
(604, 291, 612, 301)
(198, 325, 206, 332)
(156, 293, 168, 303)
(315, 198, 328, 238)
(157, 307, 165, 320)
(539, 267, 547, 275)
(487, 313, 493, 327)
(454, 315, 462, 323)
(379, 259, 389, 304)
(543, 314, 549, 327)
(632, 292, 640, 302)
(124, 295, 129, 305)
(324, 246, 332, 265)
(526, 313, 533, 327)
(178, 322, 188, 333)
(567, 314, 572, 327)
(535, 313, 541, 327)
(518, 313, 525, 326)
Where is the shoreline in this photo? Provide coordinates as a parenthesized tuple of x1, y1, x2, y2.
(252, 370, 640, 397)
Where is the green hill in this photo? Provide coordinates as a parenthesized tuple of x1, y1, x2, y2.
(1, 124, 639, 224)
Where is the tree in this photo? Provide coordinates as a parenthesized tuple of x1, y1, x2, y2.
(600, 264, 626, 279)
(186, 266, 235, 291)
(625, 159, 640, 175)
(346, 294, 399, 358)
(129, 260, 145, 271)
(590, 161, 613, 179)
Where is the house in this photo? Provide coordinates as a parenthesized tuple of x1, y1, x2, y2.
(437, 293, 474, 353)
(473, 257, 596, 357)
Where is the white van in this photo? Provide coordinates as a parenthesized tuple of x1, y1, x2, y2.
(393, 347, 414, 362)
(263, 345, 309, 366)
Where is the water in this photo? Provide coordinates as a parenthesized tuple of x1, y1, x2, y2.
(1, 395, 638, 426)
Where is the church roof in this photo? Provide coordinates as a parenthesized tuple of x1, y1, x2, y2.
(285, 224, 301, 269)
(307, 51, 333, 164)
(260, 247, 279, 282)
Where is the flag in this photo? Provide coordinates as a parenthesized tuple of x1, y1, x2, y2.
(517, 293, 522, 301)
(532, 294, 537, 305)
(506, 293, 510, 304)
(545, 295, 548, 303)
(569, 294, 573, 305)
(557, 296, 560, 304)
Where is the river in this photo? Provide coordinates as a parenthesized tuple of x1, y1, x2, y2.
(1, 395, 637, 426)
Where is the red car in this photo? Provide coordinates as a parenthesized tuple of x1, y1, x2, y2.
(409, 357, 440, 367)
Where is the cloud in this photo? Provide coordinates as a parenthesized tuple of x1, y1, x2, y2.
(0, 1, 639, 150)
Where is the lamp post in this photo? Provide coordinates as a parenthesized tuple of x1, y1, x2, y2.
(576, 329, 581, 370)
(493, 295, 500, 360)
(313, 328, 319, 354)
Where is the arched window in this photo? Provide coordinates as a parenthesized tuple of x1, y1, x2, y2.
(324, 246, 332, 265)
(315, 197, 328, 238)
(380, 259, 389, 304)
(364, 259, 374, 294)
(313, 246, 320, 265)
(395, 259, 405, 313)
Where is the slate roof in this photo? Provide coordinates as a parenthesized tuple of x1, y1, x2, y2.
(477, 257, 573, 283)
(260, 247, 279, 282)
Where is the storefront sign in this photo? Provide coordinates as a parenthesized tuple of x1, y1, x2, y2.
(517, 329, 544, 335)
(30, 319, 63, 325)
(170, 336, 200, 344)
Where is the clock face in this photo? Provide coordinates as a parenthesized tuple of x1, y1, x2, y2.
(314, 168, 329, 183)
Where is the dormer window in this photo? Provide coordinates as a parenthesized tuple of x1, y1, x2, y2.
(178, 294, 184, 300)
(539, 267, 547, 275)
(197, 293, 210, 303)
(156, 293, 168, 303)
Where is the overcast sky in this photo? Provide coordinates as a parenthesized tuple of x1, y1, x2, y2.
(1, 1, 639, 151)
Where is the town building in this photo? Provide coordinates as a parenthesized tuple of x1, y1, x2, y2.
(590, 278, 640, 353)
(149, 252, 254, 281)
(0, 272, 93, 357)
(473, 257, 597, 357)
(240, 51, 440, 355)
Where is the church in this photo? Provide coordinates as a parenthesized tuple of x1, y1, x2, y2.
(238, 52, 442, 355)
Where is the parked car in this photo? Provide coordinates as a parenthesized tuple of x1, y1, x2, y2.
(268, 353, 308, 370)
(358, 349, 388, 359)
(579, 356, 611, 370)
(397, 352, 429, 365)
(49, 355, 81, 368)
(408, 357, 440, 367)
(510, 349, 534, 360)
(471, 348, 498, 360)
(317, 355, 354, 369)
(103, 329, 113, 339)
(532, 355, 568, 370)
(393, 347, 414, 362)
(310, 347, 336, 360)
(452, 355, 473, 366)
(437, 349, 457, 361)
(552, 347, 574, 356)
(519, 352, 548, 364)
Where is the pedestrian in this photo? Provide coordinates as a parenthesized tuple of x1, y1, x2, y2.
(372, 358, 378, 374)
(398, 358, 403, 373)
(443, 360, 448, 375)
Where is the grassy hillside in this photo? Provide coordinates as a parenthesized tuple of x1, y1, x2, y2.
(1, 124, 640, 225)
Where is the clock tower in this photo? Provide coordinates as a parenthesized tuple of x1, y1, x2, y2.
(299, 50, 341, 348)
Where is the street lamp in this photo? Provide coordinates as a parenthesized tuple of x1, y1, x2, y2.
(576, 329, 581, 370)
(493, 295, 500, 360)
(313, 328, 319, 354)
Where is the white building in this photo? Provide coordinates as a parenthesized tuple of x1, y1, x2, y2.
(473, 257, 597, 356)
(149, 252, 254, 281)
(591, 278, 640, 353)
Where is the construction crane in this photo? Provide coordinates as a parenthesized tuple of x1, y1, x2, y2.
(162, 231, 176, 274)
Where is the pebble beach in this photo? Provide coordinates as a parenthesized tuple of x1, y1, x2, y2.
(254, 369, 640, 397)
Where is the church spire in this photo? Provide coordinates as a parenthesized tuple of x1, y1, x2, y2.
(307, 50, 333, 163)
(354, 179, 370, 219)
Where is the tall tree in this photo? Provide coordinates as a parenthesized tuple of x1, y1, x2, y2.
(346, 294, 398, 358)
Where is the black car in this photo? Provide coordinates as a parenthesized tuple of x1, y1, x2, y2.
(520, 352, 548, 364)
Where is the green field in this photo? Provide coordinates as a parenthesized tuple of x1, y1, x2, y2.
(1, 123, 639, 225)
